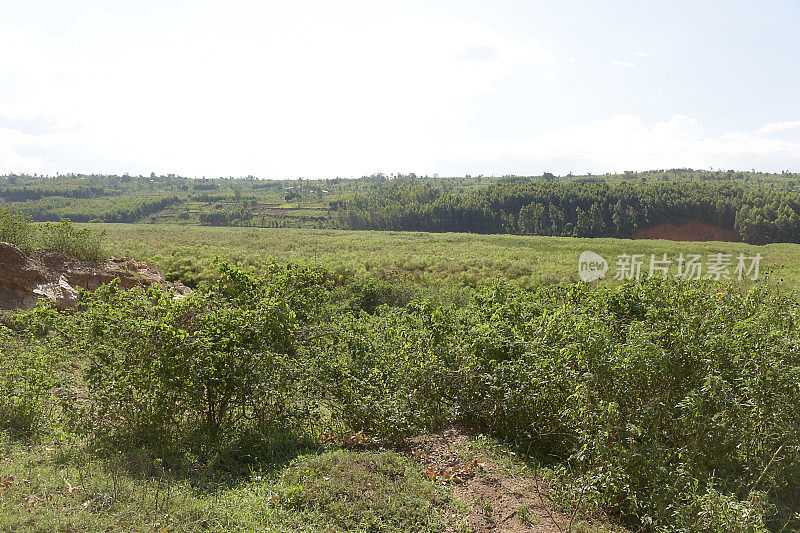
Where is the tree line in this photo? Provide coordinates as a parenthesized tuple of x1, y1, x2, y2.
(2, 170, 800, 241)
(332, 179, 800, 244)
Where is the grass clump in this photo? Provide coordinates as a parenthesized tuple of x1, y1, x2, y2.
(0, 209, 105, 261)
(262, 450, 454, 532)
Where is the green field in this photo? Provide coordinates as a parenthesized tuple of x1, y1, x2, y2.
(93, 223, 800, 291)
(3, 219, 799, 532)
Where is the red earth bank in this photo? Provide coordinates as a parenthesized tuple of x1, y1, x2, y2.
(634, 221, 740, 242)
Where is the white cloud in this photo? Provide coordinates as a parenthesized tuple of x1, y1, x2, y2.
(757, 120, 800, 135)
(0, 112, 59, 136)
(612, 59, 636, 68)
(0, 3, 574, 177)
(634, 51, 648, 58)
(442, 114, 800, 175)
(0, 3, 797, 178)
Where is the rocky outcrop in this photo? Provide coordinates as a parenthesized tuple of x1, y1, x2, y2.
(0, 242, 190, 310)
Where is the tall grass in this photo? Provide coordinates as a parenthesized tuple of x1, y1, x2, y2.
(0, 209, 105, 261)
(90, 223, 800, 291)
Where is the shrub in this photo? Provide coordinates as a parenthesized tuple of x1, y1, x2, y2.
(314, 303, 459, 440)
(38, 218, 105, 261)
(79, 263, 328, 445)
(332, 276, 417, 314)
(0, 324, 57, 438)
(0, 209, 33, 250)
(316, 277, 800, 531)
(0, 210, 105, 261)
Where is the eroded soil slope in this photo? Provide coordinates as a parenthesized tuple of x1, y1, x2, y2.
(0, 242, 189, 310)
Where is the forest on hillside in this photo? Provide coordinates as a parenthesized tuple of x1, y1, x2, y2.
(333, 179, 800, 244)
(2, 169, 800, 244)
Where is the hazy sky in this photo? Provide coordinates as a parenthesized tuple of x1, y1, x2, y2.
(1, 0, 799, 178)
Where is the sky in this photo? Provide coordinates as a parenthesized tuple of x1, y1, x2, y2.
(1, 0, 799, 178)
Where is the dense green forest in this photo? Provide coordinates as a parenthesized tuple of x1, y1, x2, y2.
(332, 172, 800, 244)
(2, 169, 800, 243)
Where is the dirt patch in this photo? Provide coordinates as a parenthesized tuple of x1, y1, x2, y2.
(407, 428, 567, 532)
(0, 242, 190, 310)
(633, 221, 740, 242)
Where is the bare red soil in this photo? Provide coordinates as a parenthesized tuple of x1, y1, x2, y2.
(408, 428, 568, 533)
(634, 221, 740, 242)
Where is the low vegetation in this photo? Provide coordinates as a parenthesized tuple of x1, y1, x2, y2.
(1, 255, 798, 531)
(0, 209, 105, 261)
(93, 223, 800, 291)
(0, 436, 457, 532)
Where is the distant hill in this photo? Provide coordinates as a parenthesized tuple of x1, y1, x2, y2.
(1, 169, 800, 244)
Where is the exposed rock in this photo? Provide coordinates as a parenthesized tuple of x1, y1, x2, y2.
(32, 275, 78, 309)
(0, 242, 190, 310)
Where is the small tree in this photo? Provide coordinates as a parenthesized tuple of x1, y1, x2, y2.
(80, 263, 326, 444)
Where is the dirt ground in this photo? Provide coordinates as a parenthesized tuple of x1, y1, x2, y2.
(0, 242, 189, 310)
(633, 221, 740, 242)
(407, 427, 568, 533)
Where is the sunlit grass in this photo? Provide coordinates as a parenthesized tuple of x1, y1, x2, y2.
(85, 223, 800, 291)
(0, 435, 457, 533)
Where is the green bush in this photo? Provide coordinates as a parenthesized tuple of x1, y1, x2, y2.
(0, 324, 57, 438)
(330, 276, 417, 314)
(316, 277, 800, 531)
(79, 263, 328, 445)
(0, 210, 105, 261)
(38, 218, 105, 261)
(0, 208, 33, 250)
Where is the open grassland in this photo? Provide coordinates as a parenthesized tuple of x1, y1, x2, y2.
(90, 223, 800, 291)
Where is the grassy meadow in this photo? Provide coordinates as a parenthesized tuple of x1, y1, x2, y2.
(91, 223, 800, 291)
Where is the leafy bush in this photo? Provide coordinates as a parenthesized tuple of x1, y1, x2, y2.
(0, 208, 33, 250)
(0, 210, 105, 261)
(79, 263, 328, 445)
(330, 276, 417, 314)
(0, 324, 57, 438)
(38, 218, 105, 261)
(316, 277, 800, 531)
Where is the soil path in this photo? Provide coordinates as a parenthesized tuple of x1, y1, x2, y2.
(407, 428, 567, 532)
